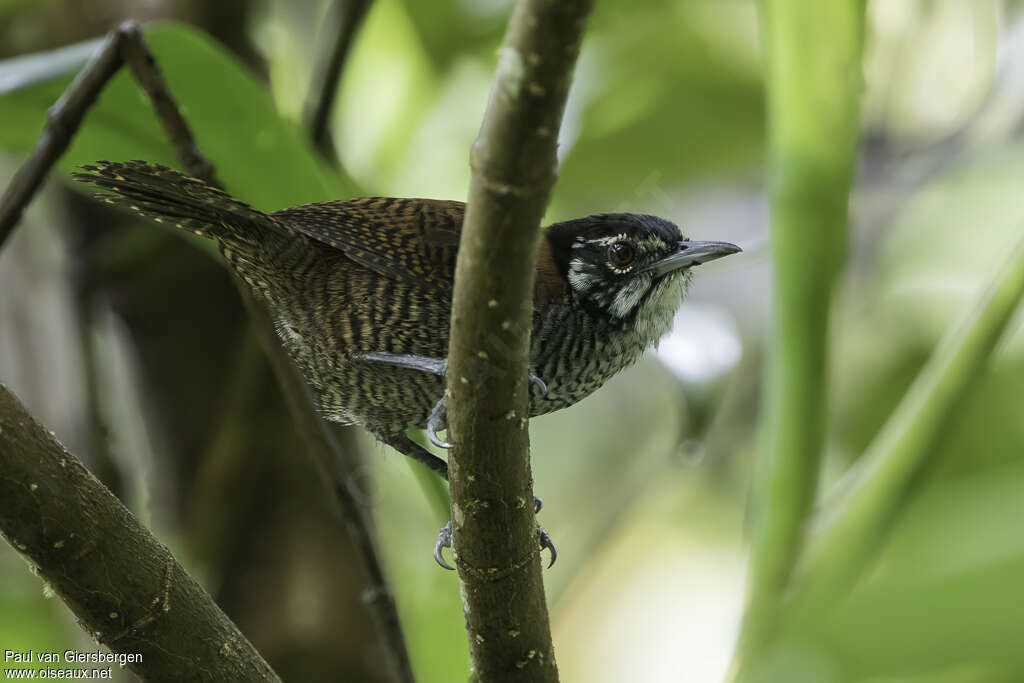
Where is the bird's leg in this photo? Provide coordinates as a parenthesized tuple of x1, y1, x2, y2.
(361, 352, 548, 449)
(368, 362, 557, 573)
(376, 432, 462, 570)
(427, 389, 453, 450)
(377, 432, 448, 479)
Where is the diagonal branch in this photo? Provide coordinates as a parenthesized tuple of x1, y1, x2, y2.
(445, 1, 594, 680)
(0, 384, 281, 682)
(789, 234, 1024, 619)
(116, 21, 218, 183)
(0, 21, 413, 682)
(0, 20, 217, 248)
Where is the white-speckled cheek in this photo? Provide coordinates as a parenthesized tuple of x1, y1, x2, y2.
(608, 274, 652, 319)
(567, 257, 599, 293)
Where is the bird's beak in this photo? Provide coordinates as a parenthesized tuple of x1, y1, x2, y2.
(643, 240, 742, 278)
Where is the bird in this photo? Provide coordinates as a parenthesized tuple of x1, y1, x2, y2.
(73, 160, 741, 568)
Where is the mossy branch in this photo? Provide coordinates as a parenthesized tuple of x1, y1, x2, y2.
(444, 0, 594, 680)
(0, 384, 281, 682)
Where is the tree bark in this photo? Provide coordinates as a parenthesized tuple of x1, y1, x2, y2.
(445, 1, 594, 680)
(0, 384, 280, 682)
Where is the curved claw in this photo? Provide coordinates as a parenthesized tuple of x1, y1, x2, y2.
(538, 524, 557, 568)
(434, 521, 455, 570)
(533, 496, 555, 568)
(427, 395, 453, 449)
(528, 373, 548, 395)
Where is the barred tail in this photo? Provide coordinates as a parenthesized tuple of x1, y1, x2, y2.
(72, 160, 275, 242)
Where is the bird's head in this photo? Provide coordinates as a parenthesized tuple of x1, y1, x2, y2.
(545, 213, 740, 338)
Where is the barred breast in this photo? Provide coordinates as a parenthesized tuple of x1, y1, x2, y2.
(527, 300, 651, 416)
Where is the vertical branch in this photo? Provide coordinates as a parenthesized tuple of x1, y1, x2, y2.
(304, 0, 374, 161)
(67, 212, 125, 497)
(735, 0, 866, 671)
(445, 0, 594, 681)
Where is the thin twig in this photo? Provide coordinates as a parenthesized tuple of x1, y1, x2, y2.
(115, 21, 218, 183)
(0, 21, 414, 680)
(0, 29, 120, 246)
(445, 1, 594, 680)
(0, 20, 218, 248)
(304, 0, 373, 161)
(0, 384, 282, 682)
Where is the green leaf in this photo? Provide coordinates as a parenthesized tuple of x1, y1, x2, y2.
(776, 461, 1024, 680)
(556, 4, 764, 213)
(0, 21, 350, 210)
(394, 0, 765, 214)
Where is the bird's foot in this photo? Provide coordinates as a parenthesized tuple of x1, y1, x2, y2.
(538, 524, 558, 569)
(360, 352, 547, 450)
(425, 373, 547, 449)
(532, 496, 557, 568)
(427, 392, 452, 449)
(433, 521, 455, 570)
(433, 496, 557, 570)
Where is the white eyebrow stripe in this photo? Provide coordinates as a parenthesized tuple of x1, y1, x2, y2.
(586, 233, 629, 247)
(580, 235, 665, 252)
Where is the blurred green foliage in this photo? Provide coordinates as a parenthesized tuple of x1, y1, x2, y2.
(2, 1, 1024, 682)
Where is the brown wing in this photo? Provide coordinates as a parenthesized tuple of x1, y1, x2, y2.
(272, 197, 568, 303)
(271, 197, 465, 292)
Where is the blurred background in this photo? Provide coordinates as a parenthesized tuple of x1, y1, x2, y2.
(2, 1, 1024, 681)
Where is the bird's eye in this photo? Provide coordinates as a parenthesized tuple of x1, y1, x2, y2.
(607, 242, 635, 269)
